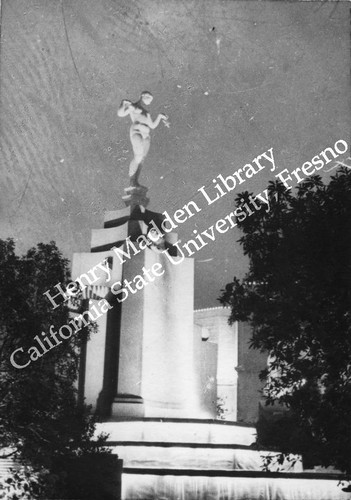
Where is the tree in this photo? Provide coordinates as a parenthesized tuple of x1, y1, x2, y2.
(0, 239, 111, 499)
(219, 167, 351, 473)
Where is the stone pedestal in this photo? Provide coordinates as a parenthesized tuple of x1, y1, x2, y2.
(72, 183, 202, 419)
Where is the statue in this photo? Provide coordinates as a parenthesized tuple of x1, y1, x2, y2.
(118, 91, 169, 187)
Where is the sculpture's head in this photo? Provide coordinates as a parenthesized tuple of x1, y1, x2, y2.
(141, 91, 153, 105)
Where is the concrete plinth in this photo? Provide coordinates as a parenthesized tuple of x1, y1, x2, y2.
(74, 192, 205, 420)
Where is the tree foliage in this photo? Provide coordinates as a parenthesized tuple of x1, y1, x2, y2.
(0, 239, 110, 498)
(220, 168, 351, 473)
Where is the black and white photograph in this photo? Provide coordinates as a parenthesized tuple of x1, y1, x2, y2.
(0, 1, 350, 499)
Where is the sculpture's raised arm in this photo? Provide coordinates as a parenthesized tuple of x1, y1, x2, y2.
(117, 99, 132, 117)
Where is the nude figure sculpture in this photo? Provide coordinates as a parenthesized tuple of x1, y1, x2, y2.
(117, 91, 169, 187)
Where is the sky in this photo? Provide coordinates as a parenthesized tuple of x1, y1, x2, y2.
(1, 0, 350, 309)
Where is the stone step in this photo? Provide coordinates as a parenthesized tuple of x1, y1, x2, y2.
(112, 444, 302, 472)
(97, 419, 256, 446)
(121, 469, 346, 500)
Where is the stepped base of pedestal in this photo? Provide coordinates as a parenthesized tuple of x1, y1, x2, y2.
(94, 420, 344, 500)
(112, 395, 145, 418)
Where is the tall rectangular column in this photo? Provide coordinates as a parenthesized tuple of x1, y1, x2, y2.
(112, 248, 201, 419)
(111, 252, 146, 417)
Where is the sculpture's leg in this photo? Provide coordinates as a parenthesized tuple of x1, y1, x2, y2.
(129, 132, 145, 187)
(128, 133, 151, 187)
